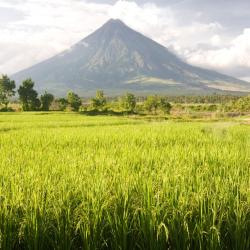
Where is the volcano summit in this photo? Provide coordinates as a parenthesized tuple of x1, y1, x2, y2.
(12, 19, 250, 95)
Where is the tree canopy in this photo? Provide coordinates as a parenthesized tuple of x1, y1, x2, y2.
(91, 90, 107, 111)
(0, 75, 16, 109)
(144, 95, 159, 114)
(41, 92, 54, 111)
(67, 91, 81, 111)
(120, 93, 136, 113)
(18, 78, 40, 111)
(144, 95, 172, 114)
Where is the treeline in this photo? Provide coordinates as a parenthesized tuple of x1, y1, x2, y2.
(148, 95, 242, 104)
(0, 76, 54, 111)
(221, 95, 250, 112)
(1, 75, 250, 113)
(54, 90, 172, 114)
(0, 75, 172, 114)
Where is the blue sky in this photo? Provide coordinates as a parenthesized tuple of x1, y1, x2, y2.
(0, 0, 250, 81)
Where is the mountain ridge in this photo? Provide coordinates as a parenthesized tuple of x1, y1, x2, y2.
(12, 19, 250, 96)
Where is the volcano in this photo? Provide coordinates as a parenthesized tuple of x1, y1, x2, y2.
(12, 19, 250, 96)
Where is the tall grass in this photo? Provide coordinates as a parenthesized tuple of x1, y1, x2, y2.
(0, 113, 249, 249)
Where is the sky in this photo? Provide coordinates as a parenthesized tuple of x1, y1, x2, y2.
(0, 0, 250, 81)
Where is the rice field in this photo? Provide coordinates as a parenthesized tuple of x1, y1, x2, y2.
(0, 112, 249, 249)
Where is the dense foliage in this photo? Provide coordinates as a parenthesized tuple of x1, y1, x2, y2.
(120, 93, 136, 113)
(18, 78, 41, 111)
(222, 95, 250, 112)
(0, 113, 249, 249)
(0, 75, 15, 110)
(40, 92, 54, 111)
(67, 91, 82, 111)
(144, 95, 172, 114)
(143, 95, 243, 104)
(91, 90, 107, 111)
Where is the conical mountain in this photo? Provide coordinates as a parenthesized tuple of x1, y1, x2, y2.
(12, 19, 250, 95)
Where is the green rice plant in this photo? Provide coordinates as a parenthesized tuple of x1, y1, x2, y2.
(0, 112, 249, 249)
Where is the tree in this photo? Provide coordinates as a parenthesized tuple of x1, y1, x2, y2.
(0, 75, 16, 109)
(234, 95, 250, 112)
(67, 91, 81, 111)
(222, 95, 250, 112)
(120, 93, 136, 113)
(57, 98, 68, 111)
(18, 78, 40, 111)
(91, 90, 107, 111)
(144, 95, 159, 114)
(40, 92, 54, 111)
(158, 97, 172, 114)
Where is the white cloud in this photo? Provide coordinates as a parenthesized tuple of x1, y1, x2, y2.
(0, 0, 250, 81)
(186, 28, 250, 70)
(210, 35, 221, 47)
(0, 0, 111, 74)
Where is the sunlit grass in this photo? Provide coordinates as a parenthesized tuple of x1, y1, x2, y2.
(0, 113, 249, 249)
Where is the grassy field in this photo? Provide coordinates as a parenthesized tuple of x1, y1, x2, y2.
(0, 112, 249, 249)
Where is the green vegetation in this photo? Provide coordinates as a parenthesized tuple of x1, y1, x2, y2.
(67, 91, 82, 112)
(0, 75, 15, 110)
(91, 90, 107, 111)
(144, 95, 172, 114)
(151, 95, 242, 104)
(40, 92, 54, 111)
(1, 75, 250, 117)
(18, 78, 41, 111)
(120, 93, 136, 113)
(223, 95, 250, 112)
(0, 113, 249, 249)
(144, 95, 159, 114)
(57, 98, 68, 111)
